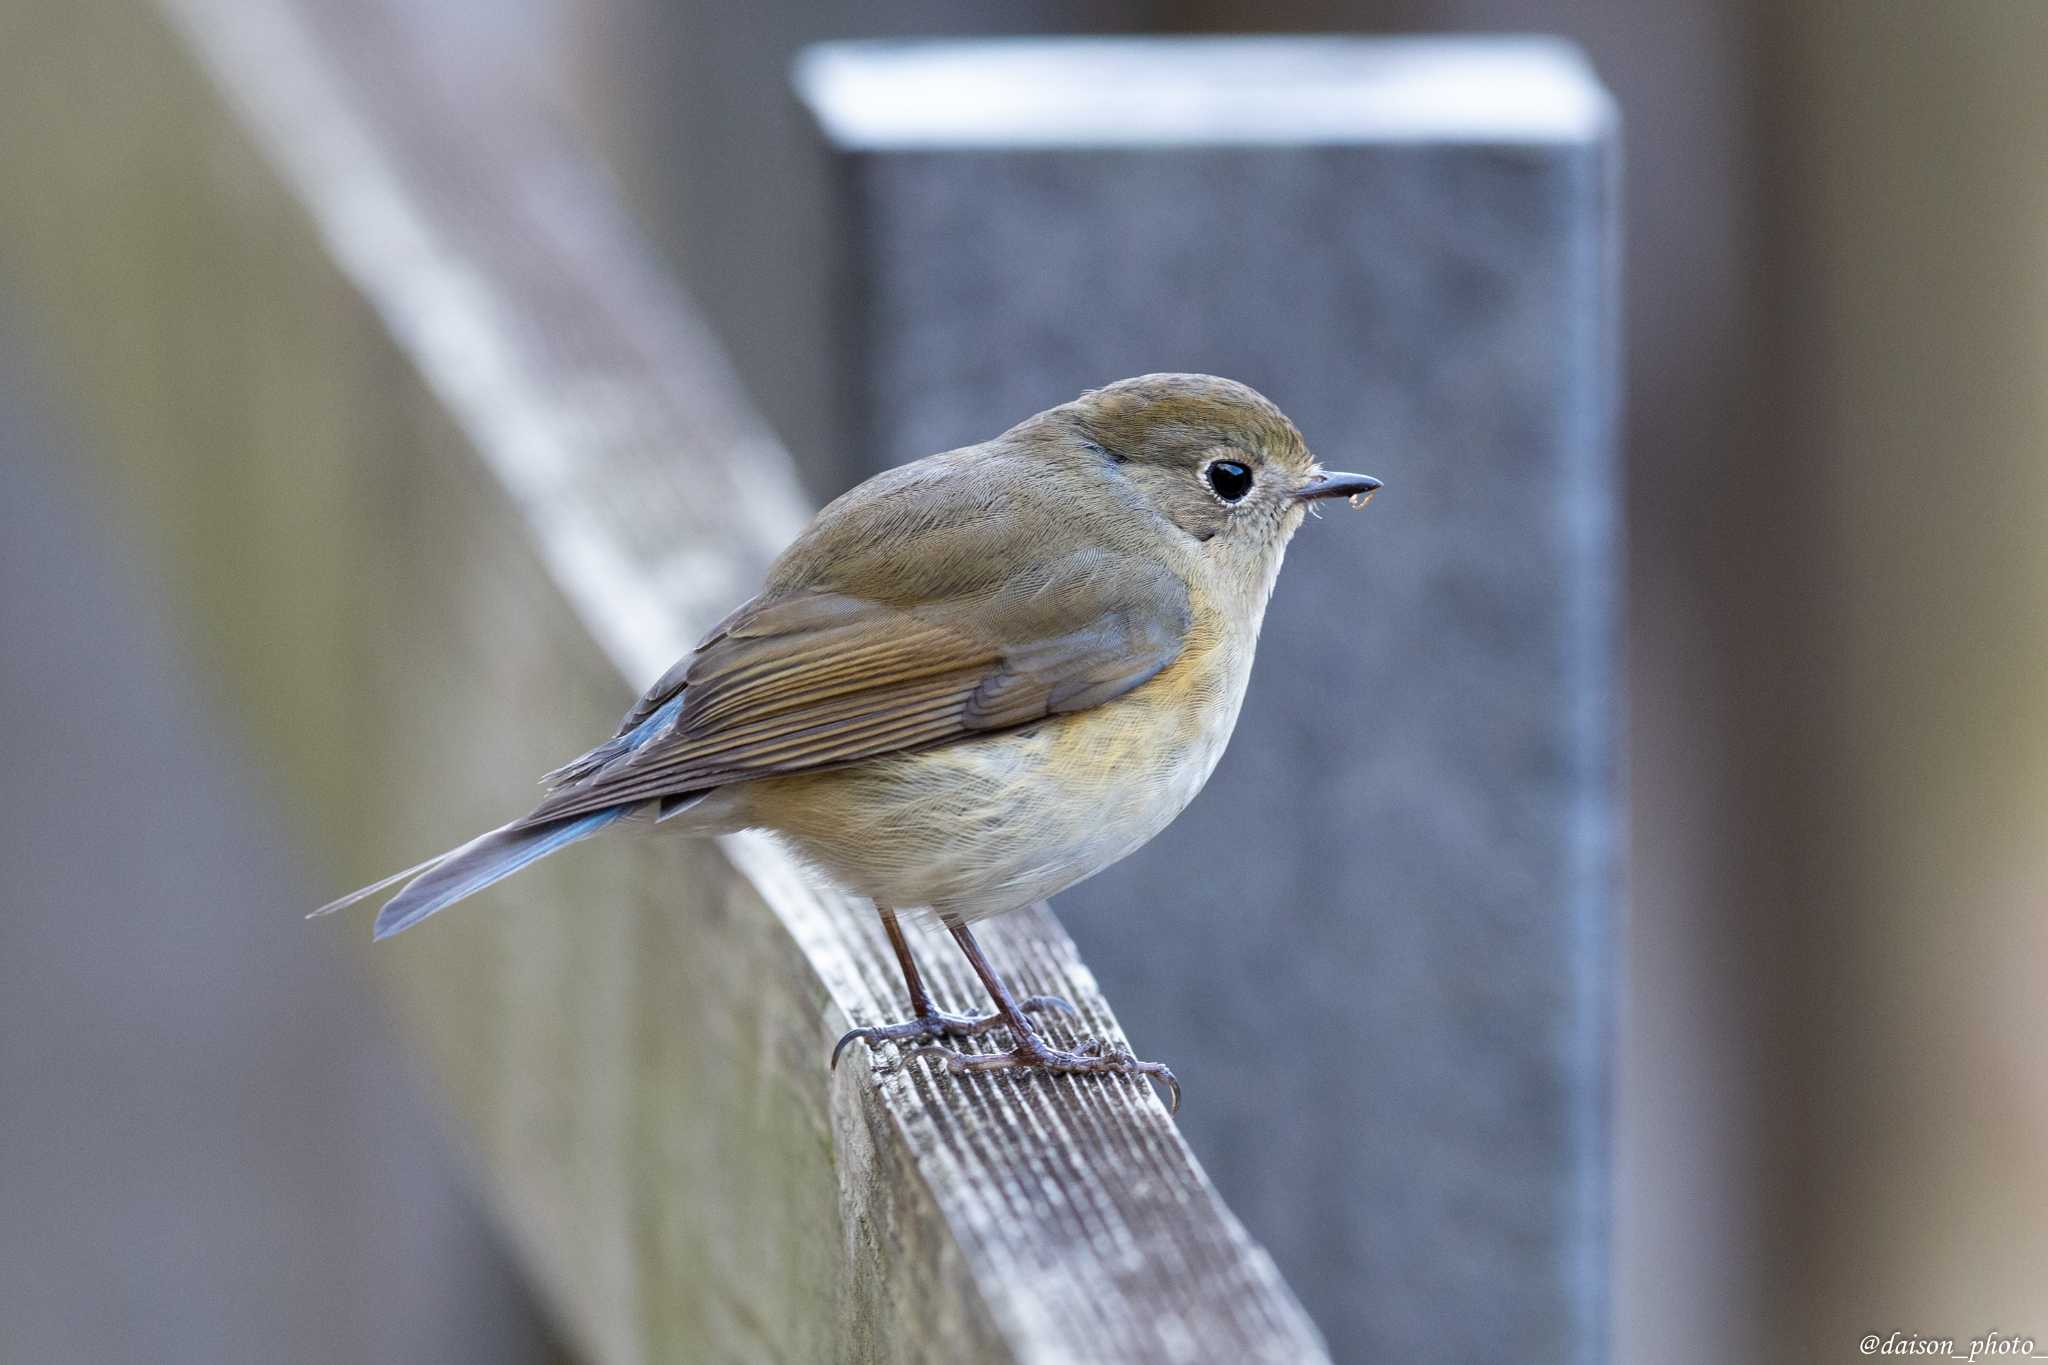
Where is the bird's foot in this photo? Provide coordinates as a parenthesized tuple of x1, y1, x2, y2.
(831, 995, 1076, 1069)
(908, 1031, 1181, 1114)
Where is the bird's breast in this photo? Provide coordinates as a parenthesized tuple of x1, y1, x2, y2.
(1039, 591, 1248, 812)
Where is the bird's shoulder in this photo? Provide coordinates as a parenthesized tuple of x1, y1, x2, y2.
(764, 434, 1134, 605)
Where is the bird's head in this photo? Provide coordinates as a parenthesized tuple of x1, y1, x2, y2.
(1048, 372, 1380, 575)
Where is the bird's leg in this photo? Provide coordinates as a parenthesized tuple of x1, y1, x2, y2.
(908, 916, 1181, 1114)
(831, 905, 1076, 1068)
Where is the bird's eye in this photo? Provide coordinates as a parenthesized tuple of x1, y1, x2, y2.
(1205, 459, 1254, 503)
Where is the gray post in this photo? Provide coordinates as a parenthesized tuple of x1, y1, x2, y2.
(798, 37, 1619, 1365)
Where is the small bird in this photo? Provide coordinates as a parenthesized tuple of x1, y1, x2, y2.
(317, 373, 1379, 1110)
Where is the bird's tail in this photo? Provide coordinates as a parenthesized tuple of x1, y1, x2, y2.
(310, 806, 632, 940)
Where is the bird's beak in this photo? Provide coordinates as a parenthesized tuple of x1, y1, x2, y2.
(1293, 471, 1382, 508)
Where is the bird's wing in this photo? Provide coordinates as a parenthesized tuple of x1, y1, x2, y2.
(522, 527, 1191, 826)
(536, 595, 758, 789)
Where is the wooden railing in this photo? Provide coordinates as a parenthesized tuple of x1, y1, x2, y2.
(0, 1, 1330, 1361)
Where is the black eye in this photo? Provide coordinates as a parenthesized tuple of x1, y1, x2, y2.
(1205, 459, 1254, 503)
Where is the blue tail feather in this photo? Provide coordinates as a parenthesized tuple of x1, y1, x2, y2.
(370, 806, 630, 940)
(326, 689, 686, 938)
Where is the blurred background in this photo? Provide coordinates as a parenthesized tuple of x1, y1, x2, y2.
(4, 2, 2046, 1363)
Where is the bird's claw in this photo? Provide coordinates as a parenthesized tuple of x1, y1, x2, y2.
(830, 994, 1078, 1070)
(908, 1035, 1181, 1115)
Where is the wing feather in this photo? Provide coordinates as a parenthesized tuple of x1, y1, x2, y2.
(519, 447, 1193, 829)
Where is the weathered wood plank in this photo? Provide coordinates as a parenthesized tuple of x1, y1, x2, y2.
(0, 1, 1330, 1361)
